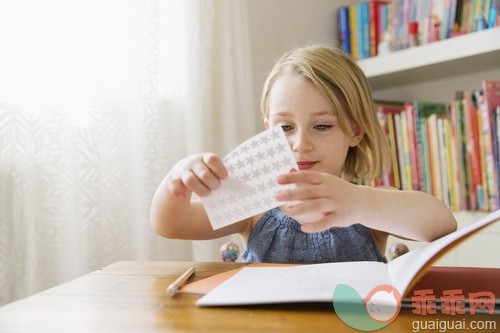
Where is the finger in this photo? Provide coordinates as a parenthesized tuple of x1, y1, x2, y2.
(191, 162, 224, 190)
(167, 178, 190, 200)
(283, 198, 331, 218)
(202, 153, 228, 180)
(180, 170, 212, 197)
(276, 170, 324, 185)
(300, 218, 333, 233)
(275, 185, 327, 201)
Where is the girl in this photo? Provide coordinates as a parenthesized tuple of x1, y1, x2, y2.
(150, 44, 457, 263)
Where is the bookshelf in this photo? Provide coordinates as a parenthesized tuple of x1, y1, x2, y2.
(358, 26, 500, 90)
(358, 26, 500, 267)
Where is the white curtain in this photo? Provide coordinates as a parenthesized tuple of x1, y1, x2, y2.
(0, 0, 256, 305)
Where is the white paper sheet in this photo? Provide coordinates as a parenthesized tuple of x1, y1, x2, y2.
(196, 262, 392, 306)
(201, 126, 298, 230)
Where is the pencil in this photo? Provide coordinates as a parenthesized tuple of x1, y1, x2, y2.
(166, 266, 196, 298)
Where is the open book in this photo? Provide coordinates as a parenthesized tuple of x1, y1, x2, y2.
(196, 209, 500, 306)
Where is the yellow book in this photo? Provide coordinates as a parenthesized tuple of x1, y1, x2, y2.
(437, 118, 450, 208)
(387, 113, 401, 189)
(444, 119, 458, 210)
(394, 113, 408, 190)
(427, 114, 442, 200)
(349, 5, 358, 60)
(401, 111, 413, 190)
(477, 109, 490, 211)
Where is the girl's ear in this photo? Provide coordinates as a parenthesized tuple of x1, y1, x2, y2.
(264, 118, 270, 129)
(349, 123, 364, 147)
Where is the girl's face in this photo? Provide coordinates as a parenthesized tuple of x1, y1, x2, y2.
(265, 75, 362, 177)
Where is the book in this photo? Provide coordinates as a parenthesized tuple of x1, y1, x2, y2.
(375, 101, 406, 188)
(427, 113, 443, 200)
(449, 92, 467, 210)
(407, 266, 500, 313)
(455, 90, 476, 210)
(416, 102, 449, 199)
(404, 102, 420, 191)
(349, 5, 359, 59)
(465, 91, 486, 210)
(337, 6, 351, 54)
(481, 80, 500, 210)
(357, 1, 371, 59)
(488, 0, 498, 28)
(368, 0, 390, 57)
(394, 112, 408, 189)
(195, 209, 500, 306)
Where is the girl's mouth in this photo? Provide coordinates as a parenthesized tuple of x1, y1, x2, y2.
(296, 161, 317, 170)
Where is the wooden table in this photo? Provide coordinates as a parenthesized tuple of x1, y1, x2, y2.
(0, 261, 498, 332)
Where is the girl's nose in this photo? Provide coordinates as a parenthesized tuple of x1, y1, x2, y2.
(292, 130, 313, 153)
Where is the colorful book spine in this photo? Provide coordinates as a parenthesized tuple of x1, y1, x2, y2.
(475, 99, 491, 211)
(449, 93, 466, 210)
(400, 110, 414, 190)
(496, 106, 500, 206)
(349, 5, 359, 60)
(488, 0, 498, 28)
(480, 80, 500, 210)
(427, 114, 442, 200)
(438, 117, 451, 208)
(443, 118, 457, 209)
(404, 102, 420, 190)
(368, 0, 390, 57)
(376, 111, 393, 186)
(338, 6, 351, 54)
(358, 1, 371, 59)
(388, 112, 402, 189)
(394, 112, 409, 189)
(414, 101, 431, 194)
(464, 90, 484, 209)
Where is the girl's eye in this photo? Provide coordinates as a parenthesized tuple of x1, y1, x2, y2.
(281, 124, 294, 131)
(314, 124, 333, 131)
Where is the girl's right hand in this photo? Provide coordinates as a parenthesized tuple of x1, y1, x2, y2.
(166, 153, 228, 200)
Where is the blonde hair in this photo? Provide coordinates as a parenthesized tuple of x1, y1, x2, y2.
(260, 43, 389, 182)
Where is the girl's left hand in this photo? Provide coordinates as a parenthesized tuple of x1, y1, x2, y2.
(275, 170, 361, 233)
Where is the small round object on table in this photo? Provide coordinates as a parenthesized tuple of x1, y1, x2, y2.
(220, 241, 240, 262)
(389, 243, 409, 260)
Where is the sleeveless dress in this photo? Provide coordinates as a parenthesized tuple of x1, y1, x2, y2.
(242, 207, 387, 264)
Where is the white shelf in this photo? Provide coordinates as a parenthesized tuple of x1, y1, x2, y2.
(357, 26, 500, 90)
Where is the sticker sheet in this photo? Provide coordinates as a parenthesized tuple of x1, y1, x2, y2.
(201, 126, 297, 230)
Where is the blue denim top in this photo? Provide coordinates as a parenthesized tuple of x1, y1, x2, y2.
(242, 207, 387, 264)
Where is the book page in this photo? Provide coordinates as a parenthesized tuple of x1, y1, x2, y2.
(388, 209, 500, 296)
(196, 261, 391, 306)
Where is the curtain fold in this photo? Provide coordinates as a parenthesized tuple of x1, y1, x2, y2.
(0, 0, 255, 305)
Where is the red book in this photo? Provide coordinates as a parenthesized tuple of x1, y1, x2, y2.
(368, 0, 390, 57)
(480, 80, 500, 210)
(463, 91, 483, 210)
(404, 102, 420, 191)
